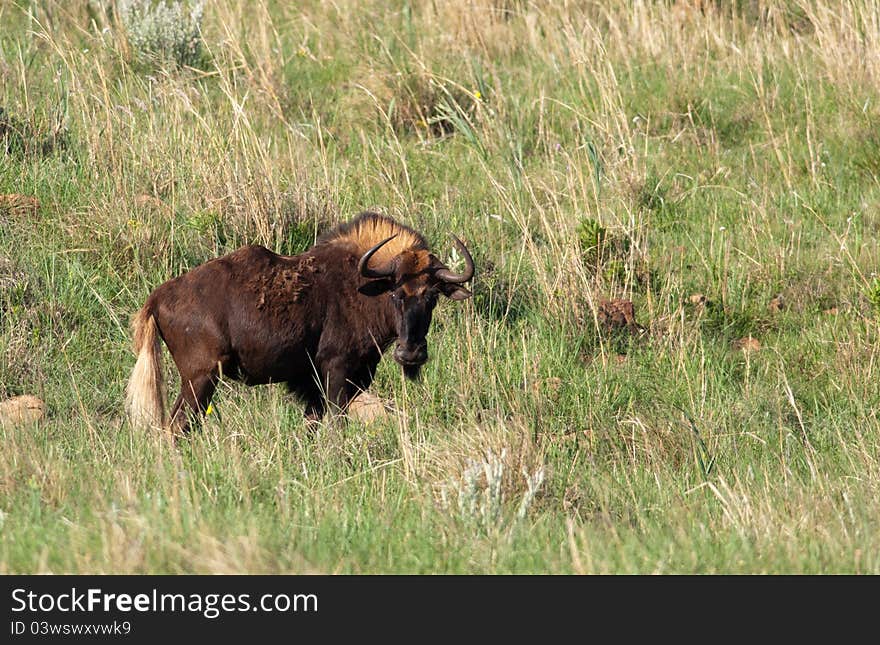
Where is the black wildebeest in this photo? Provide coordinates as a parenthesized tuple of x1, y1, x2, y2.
(125, 212, 474, 434)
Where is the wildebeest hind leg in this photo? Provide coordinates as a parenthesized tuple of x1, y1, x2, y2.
(169, 393, 185, 428)
(170, 372, 217, 435)
(285, 380, 324, 424)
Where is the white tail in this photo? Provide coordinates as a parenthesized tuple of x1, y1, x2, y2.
(125, 306, 168, 431)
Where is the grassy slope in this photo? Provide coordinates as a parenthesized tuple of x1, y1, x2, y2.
(1, 0, 879, 573)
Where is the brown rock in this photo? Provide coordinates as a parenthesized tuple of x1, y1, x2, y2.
(134, 194, 168, 211)
(347, 392, 390, 424)
(0, 395, 45, 426)
(768, 295, 785, 313)
(532, 376, 563, 397)
(0, 194, 40, 216)
(597, 299, 643, 333)
(732, 336, 761, 353)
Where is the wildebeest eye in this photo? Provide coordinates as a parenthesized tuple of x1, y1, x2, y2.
(391, 292, 402, 302)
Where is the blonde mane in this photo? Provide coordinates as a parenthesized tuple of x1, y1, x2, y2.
(319, 212, 427, 264)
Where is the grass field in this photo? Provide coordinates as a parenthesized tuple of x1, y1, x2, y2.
(2, 0, 880, 573)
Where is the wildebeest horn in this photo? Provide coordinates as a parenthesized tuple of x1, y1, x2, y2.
(358, 235, 398, 279)
(435, 236, 474, 284)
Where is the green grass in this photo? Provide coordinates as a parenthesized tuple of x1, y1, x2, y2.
(2, 0, 880, 573)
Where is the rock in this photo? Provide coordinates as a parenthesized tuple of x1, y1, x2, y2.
(347, 392, 391, 424)
(134, 194, 168, 211)
(688, 293, 709, 313)
(732, 336, 761, 353)
(768, 295, 785, 313)
(0, 395, 46, 426)
(0, 194, 40, 217)
(597, 299, 644, 334)
(531, 376, 562, 397)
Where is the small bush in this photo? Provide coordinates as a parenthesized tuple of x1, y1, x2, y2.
(439, 449, 545, 535)
(575, 216, 656, 291)
(472, 257, 536, 323)
(576, 216, 608, 265)
(576, 217, 628, 278)
(0, 255, 31, 316)
(118, 0, 204, 68)
(365, 68, 481, 138)
(635, 170, 668, 214)
(867, 277, 880, 317)
(0, 107, 67, 157)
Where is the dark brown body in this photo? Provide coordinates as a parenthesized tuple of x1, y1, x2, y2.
(150, 241, 397, 421)
(125, 213, 473, 434)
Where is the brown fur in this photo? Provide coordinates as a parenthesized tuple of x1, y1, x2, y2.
(124, 212, 472, 434)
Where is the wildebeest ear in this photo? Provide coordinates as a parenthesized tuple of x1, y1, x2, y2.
(440, 283, 472, 300)
(358, 280, 393, 297)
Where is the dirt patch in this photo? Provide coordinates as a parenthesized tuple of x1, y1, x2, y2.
(0, 395, 45, 426)
(0, 194, 40, 228)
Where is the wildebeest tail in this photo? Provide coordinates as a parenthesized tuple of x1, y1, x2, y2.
(125, 304, 168, 431)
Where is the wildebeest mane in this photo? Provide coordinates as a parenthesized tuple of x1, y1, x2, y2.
(317, 212, 427, 264)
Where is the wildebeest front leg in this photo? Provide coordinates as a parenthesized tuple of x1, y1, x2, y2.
(315, 356, 360, 418)
(170, 372, 217, 435)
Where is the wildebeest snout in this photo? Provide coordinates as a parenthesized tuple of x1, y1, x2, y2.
(394, 343, 428, 366)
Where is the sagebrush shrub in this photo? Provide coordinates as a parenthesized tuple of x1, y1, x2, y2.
(439, 449, 545, 534)
(118, 0, 204, 68)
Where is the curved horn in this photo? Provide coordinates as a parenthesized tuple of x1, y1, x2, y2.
(358, 235, 398, 279)
(435, 235, 475, 284)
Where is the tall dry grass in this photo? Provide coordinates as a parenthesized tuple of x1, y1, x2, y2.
(2, 0, 880, 572)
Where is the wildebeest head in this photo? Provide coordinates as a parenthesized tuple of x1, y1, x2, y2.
(358, 235, 474, 380)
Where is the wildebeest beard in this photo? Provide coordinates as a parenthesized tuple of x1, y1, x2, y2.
(402, 362, 423, 381)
